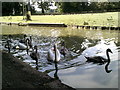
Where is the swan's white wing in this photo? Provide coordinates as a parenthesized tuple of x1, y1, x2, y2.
(56, 49, 61, 62)
(18, 43, 27, 49)
(47, 49, 55, 61)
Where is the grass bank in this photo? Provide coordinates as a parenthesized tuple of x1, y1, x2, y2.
(0, 12, 119, 27)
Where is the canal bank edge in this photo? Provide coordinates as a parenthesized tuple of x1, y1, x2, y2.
(0, 22, 120, 30)
(1, 51, 75, 89)
(0, 22, 67, 27)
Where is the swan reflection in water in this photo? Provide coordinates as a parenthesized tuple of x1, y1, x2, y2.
(54, 61, 59, 79)
(85, 48, 113, 73)
(104, 49, 113, 73)
(54, 44, 60, 79)
(54, 48, 113, 80)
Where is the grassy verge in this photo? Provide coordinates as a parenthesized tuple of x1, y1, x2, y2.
(0, 12, 119, 27)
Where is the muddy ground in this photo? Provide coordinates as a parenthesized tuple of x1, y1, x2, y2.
(1, 51, 75, 89)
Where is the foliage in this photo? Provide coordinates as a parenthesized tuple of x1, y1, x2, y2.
(60, 2, 89, 13)
(37, 1, 50, 14)
(2, 2, 23, 16)
(2, 2, 120, 15)
(2, 2, 36, 16)
(59, 2, 120, 13)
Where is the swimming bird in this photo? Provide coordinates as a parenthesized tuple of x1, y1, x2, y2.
(17, 35, 33, 50)
(12, 39, 27, 50)
(85, 56, 107, 64)
(85, 48, 112, 65)
(5, 40, 11, 53)
(26, 36, 33, 49)
(26, 37, 34, 54)
(47, 44, 61, 62)
(5, 39, 17, 50)
(60, 41, 68, 57)
(30, 45, 40, 70)
(29, 36, 33, 48)
(16, 42, 27, 50)
(19, 35, 27, 44)
(8, 35, 14, 43)
(85, 48, 113, 73)
(6, 35, 27, 50)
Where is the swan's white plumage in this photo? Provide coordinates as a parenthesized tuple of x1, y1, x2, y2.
(13, 41, 27, 50)
(48, 49, 55, 61)
(18, 42, 27, 49)
(47, 46, 61, 62)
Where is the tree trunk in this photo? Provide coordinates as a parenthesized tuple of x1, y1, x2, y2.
(26, 11, 32, 21)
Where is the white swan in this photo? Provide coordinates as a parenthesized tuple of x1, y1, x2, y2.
(6, 35, 27, 50)
(16, 36, 33, 50)
(47, 44, 61, 62)
(12, 40, 27, 50)
(17, 42, 27, 50)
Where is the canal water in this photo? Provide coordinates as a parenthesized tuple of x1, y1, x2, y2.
(1, 25, 119, 88)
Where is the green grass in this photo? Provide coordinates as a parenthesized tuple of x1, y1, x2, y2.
(0, 12, 119, 27)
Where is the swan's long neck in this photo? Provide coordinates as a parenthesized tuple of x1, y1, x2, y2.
(105, 50, 112, 73)
(24, 35, 26, 41)
(106, 50, 110, 64)
(54, 44, 59, 79)
(26, 39, 29, 45)
(35, 47, 37, 53)
(30, 36, 32, 42)
(8, 35, 12, 41)
(54, 44, 57, 62)
(32, 46, 38, 54)
(7, 40, 10, 53)
(34, 46, 38, 69)
(26, 39, 29, 54)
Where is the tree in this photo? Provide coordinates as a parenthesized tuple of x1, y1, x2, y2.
(26, 2, 32, 21)
(88, 2, 120, 12)
(2, 2, 22, 16)
(59, 2, 89, 13)
(106, 2, 120, 11)
(57, 1, 120, 13)
(37, 1, 50, 14)
(88, 2, 99, 12)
